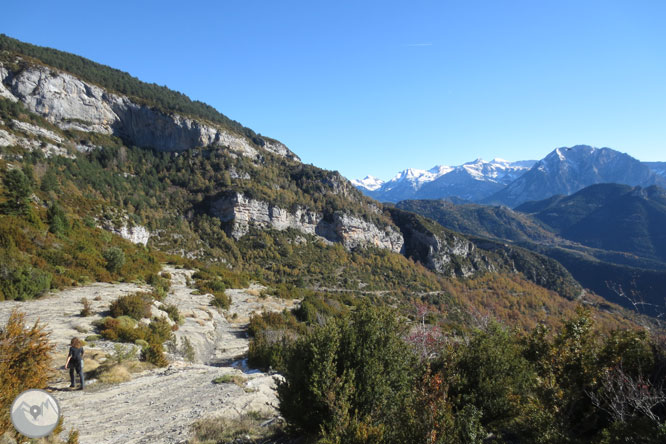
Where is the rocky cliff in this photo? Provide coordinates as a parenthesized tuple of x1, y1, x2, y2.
(0, 61, 298, 160)
(211, 192, 405, 253)
(387, 208, 493, 277)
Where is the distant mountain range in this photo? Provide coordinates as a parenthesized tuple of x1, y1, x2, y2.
(398, 183, 666, 316)
(352, 158, 535, 203)
(354, 145, 665, 207)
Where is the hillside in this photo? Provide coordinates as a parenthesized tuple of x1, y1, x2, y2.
(396, 199, 560, 244)
(399, 186, 666, 317)
(0, 35, 616, 312)
(1, 35, 664, 444)
(516, 183, 666, 263)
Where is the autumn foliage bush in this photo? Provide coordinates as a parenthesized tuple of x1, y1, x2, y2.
(0, 310, 54, 435)
(109, 292, 152, 320)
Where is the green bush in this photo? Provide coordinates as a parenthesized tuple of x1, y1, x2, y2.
(111, 343, 137, 364)
(164, 304, 183, 325)
(103, 247, 125, 273)
(148, 273, 170, 300)
(450, 322, 537, 431)
(277, 305, 420, 442)
(142, 341, 168, 367)
(210, 292, 231, 310)
(47, 201, 70, 236)
(148, 316, 174, 344)
(0, 263, 52, 301)
(109, 292, 152, 320)
(1, 168, 32, 215)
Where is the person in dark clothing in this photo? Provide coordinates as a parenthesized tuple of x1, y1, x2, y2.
(65, 337, 85, 389)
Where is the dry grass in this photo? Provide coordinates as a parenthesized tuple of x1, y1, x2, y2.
(212, 373, 247, 387)
(97, 365, 131, 384)
(190, 411, 284, 444)
(92, 359, 152, 385)
(83, 357, 100, 373)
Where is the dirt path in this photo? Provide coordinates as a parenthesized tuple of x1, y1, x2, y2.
(0, 267, 298, 444)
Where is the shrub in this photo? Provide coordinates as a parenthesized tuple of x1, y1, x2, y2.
(0, 310, 54, 435)
(180, 336, 196, 362)
(142, 341, 168, 367)
(80, 297, 92, 316)
(111, 343, 137, 364)
(148, 273, 170, 300)
(98, 316, 149, 343)
(47, 201, 70, 236)
(98, 364, 131, 384)
(277, 305, 419, 442)
(148, 317, 174, 344)
(450, 322, 537, 431)
(1, 168, 32, 215)
(103, 247, 125, 273)
(212, 374, 247, 386)
(164, 304, 183, 325)
(190, 411, 282, 444)
(210, 292, 231, 310)
(0, 263, 52, 301)
(109, 292, 152, 320)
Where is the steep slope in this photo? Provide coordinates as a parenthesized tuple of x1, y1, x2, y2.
(396, 199, 559, 244)
(399, 192, 666, 316)
(387, 207, 582, 299)
(487, 145, 660, 207)
(516, 183, 666, 263)
(0, 35, 642, 327)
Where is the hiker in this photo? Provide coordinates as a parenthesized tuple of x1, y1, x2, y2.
(65, 337, 85, 389)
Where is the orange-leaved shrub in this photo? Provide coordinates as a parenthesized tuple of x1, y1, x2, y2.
(0, 310, 54, 435)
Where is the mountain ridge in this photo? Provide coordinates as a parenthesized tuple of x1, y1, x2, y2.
(355, 145, 665, 206)
(356, 158, 534, 203)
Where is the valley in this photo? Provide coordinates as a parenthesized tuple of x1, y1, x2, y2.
(1, 33, 665, 444)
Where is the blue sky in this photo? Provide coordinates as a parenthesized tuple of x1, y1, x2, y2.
(3, 1, 666, 180)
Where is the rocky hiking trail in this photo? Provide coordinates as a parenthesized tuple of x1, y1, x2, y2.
(0, 267, 298, 444)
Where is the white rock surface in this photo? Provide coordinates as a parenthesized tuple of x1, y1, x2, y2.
(0, 267, 296, 444)
(211, 192, 404, 252)
(12, 119, 64, 143)
(0, 61, 300, 161)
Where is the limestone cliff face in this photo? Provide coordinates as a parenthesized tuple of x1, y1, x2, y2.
(98, 219, 151, 246)
(388, 208, 493, 277)
(0, 62, 299, 160)
(210, 192, 404, 253)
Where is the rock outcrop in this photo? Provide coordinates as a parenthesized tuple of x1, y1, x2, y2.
(210, 192, 404, 253)
(0, 62, 300, 161)
(388, 208, 493, 277)
(99, 220, 151, 246)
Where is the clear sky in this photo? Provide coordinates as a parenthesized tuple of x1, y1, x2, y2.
(3, 0, 666, 180)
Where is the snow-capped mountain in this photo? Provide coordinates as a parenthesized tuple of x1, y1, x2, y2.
(417, 158, 535, 201)
(354, 145, 666, 209)
(486, 145, 662, 207)
(354, 158, 533, 203)
(350, 175, 384, 191)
